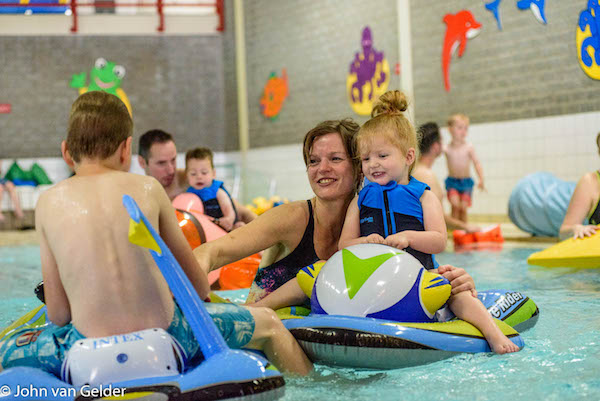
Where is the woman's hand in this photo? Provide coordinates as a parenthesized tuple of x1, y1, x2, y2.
(436, 264, 477, 297)
(572, 224, 597, 239)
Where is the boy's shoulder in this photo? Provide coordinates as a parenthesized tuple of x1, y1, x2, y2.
(38, 172, 161, 205)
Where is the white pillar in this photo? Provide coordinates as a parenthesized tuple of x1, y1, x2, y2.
(397, 0, 415, 124)
(234, 0, 249, 201)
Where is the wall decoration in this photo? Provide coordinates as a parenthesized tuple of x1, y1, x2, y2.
(259, 69, 288, 120)
(346, 26, 390, 116)
(485, 0, 503, 30)
(516, 0, 547, 24)
(577, 1, 600, 80)
(442, 10, 482, 92)
(70, 57, 132, 115)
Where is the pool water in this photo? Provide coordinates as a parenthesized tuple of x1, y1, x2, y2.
(2, 245, 599, 400)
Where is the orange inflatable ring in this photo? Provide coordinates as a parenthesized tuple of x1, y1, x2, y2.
(218, 253, 261, 290)
(172, 193, 260, 289)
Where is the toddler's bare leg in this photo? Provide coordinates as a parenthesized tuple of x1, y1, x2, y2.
(448, 291, 520, 354)
(448, 193, 461, 220)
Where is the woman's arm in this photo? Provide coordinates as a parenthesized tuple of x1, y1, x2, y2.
(215, 188, 236, 231)
(338, 196, 384, 249)
(156, 182, 211, 300)
(193, 201, 307, 274)
(385, 191, 447, 254)
(560, 172, 597, 239)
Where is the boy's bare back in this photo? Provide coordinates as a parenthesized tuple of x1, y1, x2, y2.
(36, 170, 175, 337)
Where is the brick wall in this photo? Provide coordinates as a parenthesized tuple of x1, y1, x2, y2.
(411, 1, 599, 126)
(0, 35, 226, 158)
(223, 0, 400, 149)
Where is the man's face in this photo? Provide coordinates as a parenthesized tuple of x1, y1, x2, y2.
(145, 141, 177, 187)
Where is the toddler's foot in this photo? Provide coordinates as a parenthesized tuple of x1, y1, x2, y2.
(15, 210, 24, 219)
(486, 331, 520, 354)
(0, 213, 5, 222)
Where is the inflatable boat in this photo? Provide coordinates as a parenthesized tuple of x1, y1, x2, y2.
(280, 244, 539, 369)
(0, 195, 284, 401)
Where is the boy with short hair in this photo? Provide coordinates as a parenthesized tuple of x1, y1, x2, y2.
(0, 91, 312, 376)
(444, 113, 485, 223)
(185, 147, 246, 231)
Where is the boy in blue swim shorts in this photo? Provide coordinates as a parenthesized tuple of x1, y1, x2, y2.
(0, 92, 311, 377)
(444, 114, 485, 223)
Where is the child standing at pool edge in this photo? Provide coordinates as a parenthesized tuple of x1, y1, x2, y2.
(338, 90, 519, 354)
(444, 113, 485, 223)
(185, 147, 244, 232)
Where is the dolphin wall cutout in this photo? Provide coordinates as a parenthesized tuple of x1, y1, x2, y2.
(442, 10, 482, 92)
(517, 0, 547, 25)
(70, 57, 132, 115)
(485, 0, 503, 31)
(577, 0, 600, 80)
(260, 69, 288, 120)
(347, 26, 390, 116)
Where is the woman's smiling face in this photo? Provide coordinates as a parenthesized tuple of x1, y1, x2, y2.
(307, 133, 356, 201)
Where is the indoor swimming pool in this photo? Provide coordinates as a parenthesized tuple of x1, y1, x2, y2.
(1, 244, 599, 400)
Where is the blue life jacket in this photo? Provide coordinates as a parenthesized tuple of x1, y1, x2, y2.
(186, 180, 237, 221)
(357, 177, 438, 270)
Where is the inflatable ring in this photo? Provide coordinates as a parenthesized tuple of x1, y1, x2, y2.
(279, 245, 539, 369)
(0, 196, 284, 401)
(173, 193, 261, 289)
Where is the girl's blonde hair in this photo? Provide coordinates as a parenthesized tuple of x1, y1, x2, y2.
(356, 90, 419, 174)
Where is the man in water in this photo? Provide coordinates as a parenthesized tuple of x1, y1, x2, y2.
(138, 129, 256, 223)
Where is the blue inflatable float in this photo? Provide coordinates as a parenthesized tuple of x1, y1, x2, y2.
(279, 245, 539, 369)
(0, 195, 284, 401)
(508, 172, 576, 237)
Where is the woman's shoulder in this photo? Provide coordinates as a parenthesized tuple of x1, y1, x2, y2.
(279, 199, 312, 218)
(257, 199, 311, 224)
(579, 171, 600, 187)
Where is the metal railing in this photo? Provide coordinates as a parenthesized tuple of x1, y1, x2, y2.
(0, 0, 223, 32)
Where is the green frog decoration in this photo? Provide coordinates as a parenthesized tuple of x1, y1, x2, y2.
(70, 57, 132, 115)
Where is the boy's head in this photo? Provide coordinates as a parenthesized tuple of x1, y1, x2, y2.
(64, 91, 133, 169)
(447, 113, 469, 141)
(185, 147, 215, 190)
(356, 90, 418, 184)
